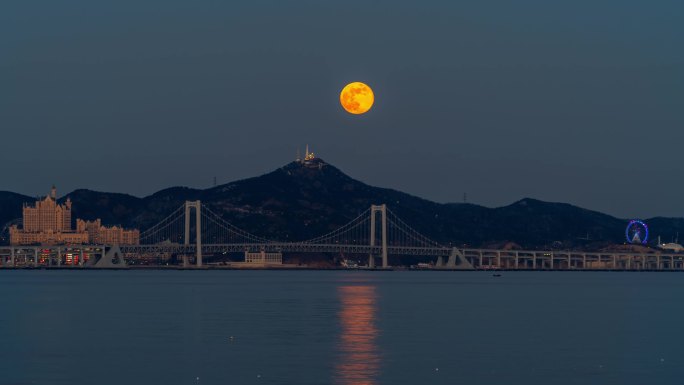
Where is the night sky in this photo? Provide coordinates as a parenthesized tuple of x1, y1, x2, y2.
(2, 0, 682, 218)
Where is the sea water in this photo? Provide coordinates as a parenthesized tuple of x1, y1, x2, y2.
(1, 270, 683, 385)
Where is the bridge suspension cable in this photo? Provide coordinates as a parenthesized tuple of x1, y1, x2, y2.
(385, 208, 444, 249)
(302, 208, 371, 245)
(139, 205, 186, 244)
(138, 202, 446, 252)
(200, 205, 272, 244)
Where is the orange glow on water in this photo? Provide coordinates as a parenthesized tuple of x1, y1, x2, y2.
(335, 285, 380, 385)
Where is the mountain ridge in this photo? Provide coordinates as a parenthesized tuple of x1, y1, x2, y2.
(1, 159, 682, 248)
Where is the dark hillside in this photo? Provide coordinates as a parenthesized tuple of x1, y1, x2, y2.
(2, 159, 683, 249)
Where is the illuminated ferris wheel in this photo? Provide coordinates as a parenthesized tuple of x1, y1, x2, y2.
(626, 220, 649, 245)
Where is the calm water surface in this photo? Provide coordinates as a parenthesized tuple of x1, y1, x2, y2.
(1, 270, 683, 385)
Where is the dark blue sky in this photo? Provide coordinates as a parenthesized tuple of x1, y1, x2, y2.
(2, 0, 682, 218)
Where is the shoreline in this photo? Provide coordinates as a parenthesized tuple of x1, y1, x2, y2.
(1, 266, 683, 272)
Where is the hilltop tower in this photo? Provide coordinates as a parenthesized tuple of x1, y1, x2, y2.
(304, 144, 315, 161)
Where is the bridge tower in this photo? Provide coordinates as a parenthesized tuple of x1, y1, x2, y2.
(369, 204, 388, 268)
(184, 201, 202, 267)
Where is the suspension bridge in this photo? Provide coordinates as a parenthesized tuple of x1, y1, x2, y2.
(2, 201, 684, 270)
(119, 201, 467, 268)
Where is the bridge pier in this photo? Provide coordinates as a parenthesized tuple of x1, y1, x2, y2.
(184, 201, 202, 267)
(94, 245, 128, 268)
(446, 248, 473, 269)
(369, 204, 388, 268)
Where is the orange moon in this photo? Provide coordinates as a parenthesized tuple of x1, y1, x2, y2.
(340, 82, 374, 114)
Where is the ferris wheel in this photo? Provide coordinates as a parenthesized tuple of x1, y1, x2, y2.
(626, 220, 649, 245)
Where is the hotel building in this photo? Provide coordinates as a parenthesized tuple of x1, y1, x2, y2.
(9, 186, 139, 246)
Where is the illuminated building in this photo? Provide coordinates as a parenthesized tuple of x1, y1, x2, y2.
(21, 185, 72, 232)
(76, 219, 140, 245)
(9, 186, 139, 245)
(9, 228, 88, 245)
(244, 251, 282, 264)
(296, 145, 316, 163)
(9, 186, 87, 245)
(304, 144, 315, 161)
(295, 145, 325, 170)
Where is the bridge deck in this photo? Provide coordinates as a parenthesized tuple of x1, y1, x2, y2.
(1, 244, 683, 270)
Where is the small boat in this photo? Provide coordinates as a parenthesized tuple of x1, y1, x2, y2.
(492, 273, 502, 277)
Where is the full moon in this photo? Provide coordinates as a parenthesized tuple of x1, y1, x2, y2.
(340, 82, 374, 114)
